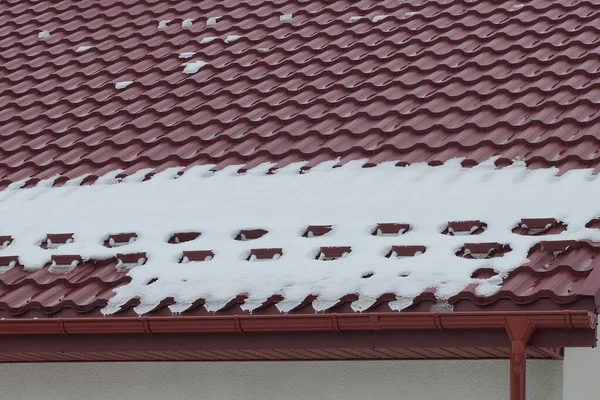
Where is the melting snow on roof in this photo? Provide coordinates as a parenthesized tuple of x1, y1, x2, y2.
(178, 52, 196, 59)
(115, 81, 133, 89)
(225, 35, 241, 44)
(200, 36, 217, 44)
(1, 159, 600, 315)
(206, 16, 221, 25)
(183, 61, 207, 74)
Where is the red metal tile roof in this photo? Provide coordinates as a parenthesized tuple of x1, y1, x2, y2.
(1, 0, 600, 362)
(0, 239, 597, 318)
(2, 0, 600, 188)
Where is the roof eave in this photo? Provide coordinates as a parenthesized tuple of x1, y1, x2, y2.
(1, 310, 594, 336)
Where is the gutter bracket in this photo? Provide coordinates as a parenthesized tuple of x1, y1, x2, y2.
(505, 317, 535, 400)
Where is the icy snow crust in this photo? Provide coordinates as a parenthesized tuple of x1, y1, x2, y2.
(0, 158, 599, 315)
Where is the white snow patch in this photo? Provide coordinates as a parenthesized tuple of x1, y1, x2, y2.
(207, 16, 221, 25)
(38, 30, 51, 39)
(373, 15, 388, 23)
(183, 61, 206, 74)
(76, 45, 92, 53)
(115, 81, 133, 89)
(280, 13, 293, 22)
(405, 12, 420, 17)
(200, 36, 218, 44)
(1, 158, 600, 315)
(510, 3, 525, 10)
(349, 16, 363, 23)
(225, 35, 241, 44)
(158, 20, 170, 29)
(178, 52, 196, 59)
(182, 18, 194, 28)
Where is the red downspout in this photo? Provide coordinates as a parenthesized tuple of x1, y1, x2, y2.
(505, 317, 535, 400)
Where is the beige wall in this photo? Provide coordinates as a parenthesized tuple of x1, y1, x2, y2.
(0, 359, 562, 400)
(563, 343, 600, 400)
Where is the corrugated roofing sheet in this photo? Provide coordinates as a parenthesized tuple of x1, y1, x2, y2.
(1, 0, 600, 323)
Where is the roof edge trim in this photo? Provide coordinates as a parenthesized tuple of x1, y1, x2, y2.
(0, 310, 594, 336)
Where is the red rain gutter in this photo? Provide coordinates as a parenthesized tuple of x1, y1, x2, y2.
(0, 310, 594, 335)
(0, 310, 594, 400)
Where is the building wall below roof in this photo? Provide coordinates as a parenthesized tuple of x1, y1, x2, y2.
(0, 359, 561, 400)
(563, 331, 600, 400)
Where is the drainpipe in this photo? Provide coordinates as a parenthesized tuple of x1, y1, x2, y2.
(505, 317, 535, 400)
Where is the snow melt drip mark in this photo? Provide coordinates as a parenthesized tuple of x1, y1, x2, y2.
(3, 158, 600, 315)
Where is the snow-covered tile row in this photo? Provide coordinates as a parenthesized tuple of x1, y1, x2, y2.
(0, 158, 599, 315)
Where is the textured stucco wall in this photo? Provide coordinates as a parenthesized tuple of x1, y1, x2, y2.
(0, 359, 562, 400)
